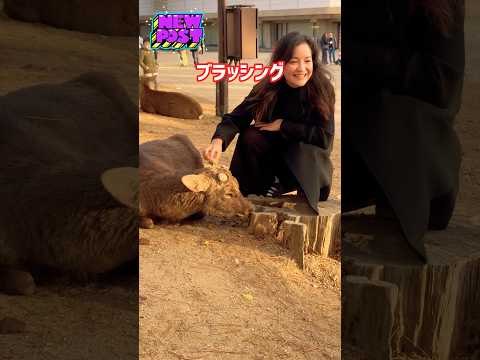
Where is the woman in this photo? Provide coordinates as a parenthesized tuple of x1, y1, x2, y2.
(204, 32, 335, 213)
(191, 48, 199, 65)
(191, 39, 205, 65)
(178, 49, 189, 67)
(342, 0, 465, 260)
(319, 32, 329, 65)
(327, 32, 337, 65)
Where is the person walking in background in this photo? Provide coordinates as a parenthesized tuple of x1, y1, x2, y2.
(178, 49, 189, 67)
(327, 32, 337, 65)
(191, 48, 199, 65)
(139, 38, 159, 89)
(319, 32, 329, 65)
(191, 39, 206, 65)
(177, 50, 183, 66)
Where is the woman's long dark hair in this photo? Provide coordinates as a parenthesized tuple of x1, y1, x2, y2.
(410, 0, 463, 35)
(248, 32, 335, 123)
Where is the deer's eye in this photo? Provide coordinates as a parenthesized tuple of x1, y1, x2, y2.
(218, 173, 228, 182)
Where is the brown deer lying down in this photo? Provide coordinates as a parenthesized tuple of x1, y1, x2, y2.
(0, 72, 138, 296)
(140, 84, 204, 120)
(139, 135, 252, 228)
(3, 0, 136, 36)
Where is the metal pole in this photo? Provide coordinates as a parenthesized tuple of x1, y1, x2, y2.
(216, 0, 228, 116)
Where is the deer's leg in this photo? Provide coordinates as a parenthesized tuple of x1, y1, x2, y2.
(139, 216, 154, 229)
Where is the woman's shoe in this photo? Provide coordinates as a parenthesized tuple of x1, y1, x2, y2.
(265, 177, 286, 197)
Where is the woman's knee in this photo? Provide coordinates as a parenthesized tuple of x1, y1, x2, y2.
(239, 127, 268, 152)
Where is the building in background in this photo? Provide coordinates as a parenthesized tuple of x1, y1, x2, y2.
(139, 0, 340, 51)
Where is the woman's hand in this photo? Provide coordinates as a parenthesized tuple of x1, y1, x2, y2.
(203, 138, 223, 163)
(254, 118, 283, 132)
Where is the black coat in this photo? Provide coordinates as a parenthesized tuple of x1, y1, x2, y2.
(212, 80, 335, 212)
(342, 0, 465, 259)
(319, 34, 329, 50)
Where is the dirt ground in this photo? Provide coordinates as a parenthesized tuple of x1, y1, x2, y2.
(140, 220, 340, 360)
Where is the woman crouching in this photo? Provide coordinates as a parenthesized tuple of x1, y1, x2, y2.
(203, 32, 335, 213)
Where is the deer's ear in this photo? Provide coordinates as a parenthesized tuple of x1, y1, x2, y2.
(101, 167, 138, 208)
(181, 173, 210, 192)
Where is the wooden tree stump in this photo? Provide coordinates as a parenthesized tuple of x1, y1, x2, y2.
(247, 195, 340, 267)
(281, 221, 307, 269)
(343, 275, 399, 360)
(248, 212, 278, 237)
(343, 212, 480, 360)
